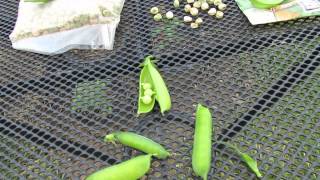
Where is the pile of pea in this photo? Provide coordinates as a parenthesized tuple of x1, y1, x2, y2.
(85, 56, 262, 180)
(150, 0, 227, 29)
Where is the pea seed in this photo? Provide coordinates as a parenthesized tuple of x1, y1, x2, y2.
(184, 16, 193, 23)
(154, 14, 163, 21)
(173, 0, 180, 8)
(190, 22, 199, 29)
(215, 11, 224, 19)
(193, 1, 201, 8)
(190, 7, 199, 16)
(166, 11, 174, 19)
(85, 154, 152, 180)
(150, 7, 159, 15)
(141, 95, 152, 104)
(201, 2, 209, 10)
(195, 17, 203, 25)
(144, 89, 155, 96)
(185, 4, 192, 12)
(142, 83, 152, 90)
(207, 0, 215, 4)
(208, 8, 217, 16)
(213, 0, 222, 6)
(218, 3, 227, 11)
(105, 132, 170, 159)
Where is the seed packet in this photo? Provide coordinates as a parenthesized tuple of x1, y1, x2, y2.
(235, 0, 320, 25)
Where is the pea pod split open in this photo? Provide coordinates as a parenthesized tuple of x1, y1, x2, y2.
(138, 56, 171, 115)
(192, 104, 213, 180)
(105, 131, 170, 159)
(85, 154, 152, 180)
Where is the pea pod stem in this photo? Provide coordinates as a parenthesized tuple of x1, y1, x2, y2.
(216, 141, 262, 178)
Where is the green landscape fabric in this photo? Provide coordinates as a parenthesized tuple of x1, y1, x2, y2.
(236, 0, 320, 25)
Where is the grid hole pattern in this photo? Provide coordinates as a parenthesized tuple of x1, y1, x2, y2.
(0, 0, 319, 179)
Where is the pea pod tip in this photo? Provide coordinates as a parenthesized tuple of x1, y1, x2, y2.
(104, 134, 116, 142)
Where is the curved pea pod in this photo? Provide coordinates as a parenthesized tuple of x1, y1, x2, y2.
(145, 56, 171, 114)
(192, 104, 212, 180)
(105, 131, 170, 159)
(138, 64, 156, 115)
(85, 154, 152, 180)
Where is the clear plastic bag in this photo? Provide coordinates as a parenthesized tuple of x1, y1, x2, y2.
(10, 0, 125, 55)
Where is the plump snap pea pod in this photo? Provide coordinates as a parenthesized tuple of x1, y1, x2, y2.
(85, 154, 152, 180)
(192, 104, 213, 180)
(138, 56, 171, 115)
(105, 132, 170, 159)
(217, 141, 262, 178)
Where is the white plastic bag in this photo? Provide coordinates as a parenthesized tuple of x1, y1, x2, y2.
(10, 0, 125, 55)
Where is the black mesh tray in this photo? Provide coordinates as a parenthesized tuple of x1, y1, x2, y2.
(0, 0, 319, 179)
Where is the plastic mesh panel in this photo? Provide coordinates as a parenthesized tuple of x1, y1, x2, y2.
(1, 0, 320, 179)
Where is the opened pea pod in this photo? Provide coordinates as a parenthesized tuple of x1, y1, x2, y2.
(138, 56, 171, 115)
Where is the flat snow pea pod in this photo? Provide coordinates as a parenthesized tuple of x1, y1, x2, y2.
(85, 154, 152, 180)
(217, 141, 262, 178)
(145, 56, 171, 115)
(192, 104, 213, 180)
(138, 64, 156, 115)
(105, 131, 170, 159)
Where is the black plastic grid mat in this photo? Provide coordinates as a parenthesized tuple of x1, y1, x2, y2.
(0, 0, 319, 179)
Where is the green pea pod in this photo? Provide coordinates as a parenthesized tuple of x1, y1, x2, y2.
(240, 153, 262, 178)
(138, 63, 156, 114)
(250, 0, 284, 9)
(146, 56, 171, 114)
(105, 131, 170, 159)
(85, 154, 152, 180)
(192, 104, 213, 180)
(217, 141, 263, 178)
(24, 0, 52, 3)
(138, 56, 171, 115)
